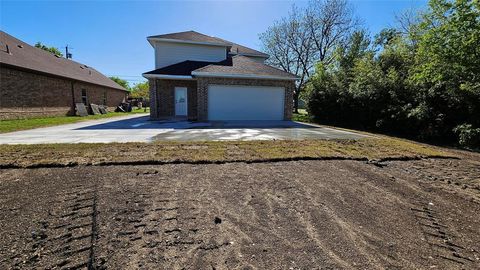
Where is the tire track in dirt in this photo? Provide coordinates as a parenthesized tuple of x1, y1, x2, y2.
(2, 160, 479, 269)
(7, 182, 98, 269)
(390, 158, 480, 204)
(205, 163, 346, 269)
(94, 166, 238, 269)
(95, 173, 156, 268)
(410, 201, 475, 267)
(357, 159, 480, 269)
(268, 161, 391, 269)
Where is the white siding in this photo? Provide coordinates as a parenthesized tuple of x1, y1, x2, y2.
(155, 41, 227, 69)
(208, 85, 285, 120)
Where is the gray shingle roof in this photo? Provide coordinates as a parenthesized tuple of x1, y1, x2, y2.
(0, 31, 127, 91)
(148, 31, 269, 58)
(143, 56, 297, 80)
(148, 31, 229, 46)
(193, 55, 297, 79)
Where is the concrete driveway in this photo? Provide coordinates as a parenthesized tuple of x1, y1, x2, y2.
(0, 114, 367, 144)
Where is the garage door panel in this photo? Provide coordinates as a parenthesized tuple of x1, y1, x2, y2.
(208, 85, 284, 120)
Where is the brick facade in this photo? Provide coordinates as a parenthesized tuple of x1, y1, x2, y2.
(150, 79, 198, 121)
(196, 77, 294, 121)
(0, 66, 127, 120)
(151, 77, 294, 121)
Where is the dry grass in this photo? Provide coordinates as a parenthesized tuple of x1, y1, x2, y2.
(0, 137, 454, 168)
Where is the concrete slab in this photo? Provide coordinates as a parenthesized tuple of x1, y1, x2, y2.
(0, 114, 368, 144)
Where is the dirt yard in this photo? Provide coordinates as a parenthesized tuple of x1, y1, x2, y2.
(1, 158, 479, 269)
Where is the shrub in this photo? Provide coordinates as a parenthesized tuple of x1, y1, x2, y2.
(453, 124, 480, 149)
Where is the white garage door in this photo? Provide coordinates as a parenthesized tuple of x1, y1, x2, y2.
(208, 85, 285, 120)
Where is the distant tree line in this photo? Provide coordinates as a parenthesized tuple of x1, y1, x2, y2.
(261, 0, 480, 148)
(35, 42, 63, 57)
(109, 77, 149, 99)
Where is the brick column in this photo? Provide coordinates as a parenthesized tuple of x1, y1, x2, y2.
(284, 81, 294, 120)
(196, 78, 208, 121)
(149, 79, 157, 119)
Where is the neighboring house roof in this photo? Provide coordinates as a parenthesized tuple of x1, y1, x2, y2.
(148, 30, 269, 58)
(143, 55, 297, 81)
(0, 31, 127, 91)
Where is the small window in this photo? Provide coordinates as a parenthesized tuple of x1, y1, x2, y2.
(81, 89, 88, 105)
(103, 90, 107, 105)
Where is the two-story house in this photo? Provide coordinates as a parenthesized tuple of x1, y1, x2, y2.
(142, 31, 298, 121)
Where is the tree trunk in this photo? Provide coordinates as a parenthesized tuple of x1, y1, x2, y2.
(293, 90, 300, 114)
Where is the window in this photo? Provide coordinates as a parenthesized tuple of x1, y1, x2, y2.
(81, 89, 88, 105)
(103, 90, 107, 105)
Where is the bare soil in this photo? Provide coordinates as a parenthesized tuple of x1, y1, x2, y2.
(0, 158, 479, 269)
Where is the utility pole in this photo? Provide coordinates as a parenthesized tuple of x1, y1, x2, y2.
(65, 45, 73, 59)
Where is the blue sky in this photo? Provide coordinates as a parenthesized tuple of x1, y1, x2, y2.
(0, 0, 427, 85)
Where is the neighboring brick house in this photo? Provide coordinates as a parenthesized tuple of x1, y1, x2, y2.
(0, 31, 128, 120)
(143, 31, 297, 121)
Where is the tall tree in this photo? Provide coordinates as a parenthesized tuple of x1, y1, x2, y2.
(260, 0, 357, 112)
(305, 0, 358, 65)
(260, 6, 315, 113)
(34, 42, 63, 57)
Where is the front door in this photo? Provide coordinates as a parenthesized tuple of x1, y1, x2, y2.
(175, 87, 187, 116)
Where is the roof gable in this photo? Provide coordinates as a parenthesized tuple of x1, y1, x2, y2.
(0, 31, 127, 91)
(147, 30, 269, 58)
(148, 31, 229, 46)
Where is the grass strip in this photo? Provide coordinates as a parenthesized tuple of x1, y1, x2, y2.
(0, 108, 149, 133)
(0, 138, 454, 168)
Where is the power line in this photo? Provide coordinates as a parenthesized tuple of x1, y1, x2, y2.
(107, 75, 145, 78)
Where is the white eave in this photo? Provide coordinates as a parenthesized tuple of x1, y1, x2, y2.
(191, 71, 298, 81)
(147, 37, 230, 48)
(142, 74, 194, 80)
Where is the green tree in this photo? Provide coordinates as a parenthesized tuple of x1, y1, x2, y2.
(410, 0, 480, 144)
(413, 0, 480, 86)
(34, 42, 63, 57)
(307, 0, 480, 148)
(109, 77, 130, 90)
(130, 81, 149, 99)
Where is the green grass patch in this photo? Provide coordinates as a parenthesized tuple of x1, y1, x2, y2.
(0, 107, 149, 134)
(0, 138, 454, 168)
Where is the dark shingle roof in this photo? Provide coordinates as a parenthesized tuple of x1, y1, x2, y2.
(193, 55, 297, 79)
(143, 56, 296, 80)
(148, 30, 269, 58)
(0, 31, 127, 91)
(143, 60, 225, 76)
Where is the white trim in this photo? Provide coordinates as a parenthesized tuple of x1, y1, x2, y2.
(142, 74, 194, 80)
(191, 72, 298, 81)
(148, 37, 229, 48)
